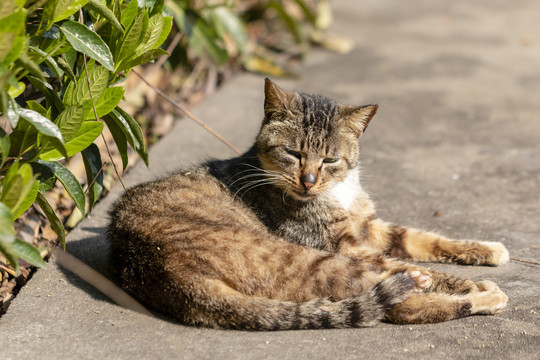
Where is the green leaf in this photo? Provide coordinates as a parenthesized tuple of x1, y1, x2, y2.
(36, 160, 85, 216)
(84, 86, 124, 120)
(268, 1, 302, 44)
(27, 75, 65, 113)
(18, 108, 64, 143)
(117, 48, 168, 72)
(11, 180, 38, 219)
(6, 96, 20, 128)
(25, 100, 48, 116)
(154, 16, 172, 50)
(1, 174, 22, 209)
(29, 46, 64, 81)
(186, 12, 228, 65)
(135, 13, 163, 56)
(105, 0, 122, 56)
(55, 105, 84, 142)
(40, 121, 103, 161)
(16, 53, 47, 81)
(0, 126, 10, 167)
(0, 236, 18, 271)
(60, 21, 115, 72)
(0, 33, 16, 63)
(86, 0, 123, 34)
(44, 0, 89, 27)
(0, 163, 36, 219)
(3, 163, 37, 219)
(64, 66, 109, 106)
(116, 11, 148, 63)
(0, 10, 25, 34)
(120, 0, 138, 28)
(11, 238, 46, 268)
(102, 114, 128, 170)
(35, 192, 66, 249)
(56, 56, 76, 83)
(1, 35, 24, 65)
(138, 0, 164, 17)
(41, 136, 69, 160)
(81, 143, 103, 211)
(107, 107, 147, 165)
(3, 159, 19, 187)
(30, 161, 56, 193)
(0, 0, 18, 19)
(7, 81, 25, 98)
(209, 6, 247, 53)
(0, 202, 16, 244)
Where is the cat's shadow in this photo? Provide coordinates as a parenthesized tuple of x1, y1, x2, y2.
(56, 226, 181, 325)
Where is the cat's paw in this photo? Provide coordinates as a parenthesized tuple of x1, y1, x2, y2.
(478, 241, 510, 266)
(374, 272, 417, 310)
(475, 280, 501, 292)
(470, 287, 508, 315)
(408, 268, 432, 291)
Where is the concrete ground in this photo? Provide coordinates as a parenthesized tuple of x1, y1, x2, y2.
(2, 0, 540, 358)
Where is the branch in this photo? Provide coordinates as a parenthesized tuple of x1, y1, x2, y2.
(131, 69, 242, 156)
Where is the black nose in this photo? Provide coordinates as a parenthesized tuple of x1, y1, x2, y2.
(301, 173, 317, 190)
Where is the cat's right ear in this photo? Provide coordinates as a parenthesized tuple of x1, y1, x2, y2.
(264, 78, 293, 120)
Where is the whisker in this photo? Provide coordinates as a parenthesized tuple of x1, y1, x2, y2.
(234, 179, 281, 200)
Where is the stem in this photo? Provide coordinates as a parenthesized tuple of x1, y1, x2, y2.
(131, 69, 242, 156)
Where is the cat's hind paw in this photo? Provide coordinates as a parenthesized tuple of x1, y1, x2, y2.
(408, 269, 432, 291)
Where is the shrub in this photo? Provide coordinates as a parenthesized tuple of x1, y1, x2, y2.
(0, 0, 172, 272)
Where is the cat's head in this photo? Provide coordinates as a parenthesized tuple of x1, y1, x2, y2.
(256, 78, 377, 201)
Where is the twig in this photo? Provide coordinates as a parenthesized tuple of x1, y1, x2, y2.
(54, 250, 154, 317)
(84, 161, 106, 194)
(510, 257, 540, 266)
(155, 32, 183, 69)
(131, 69, 242, 156)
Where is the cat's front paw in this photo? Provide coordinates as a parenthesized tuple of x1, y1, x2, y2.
(469, 287, 508, 315)
(408, 268, 432, 291)
(478, 241, 510, 266)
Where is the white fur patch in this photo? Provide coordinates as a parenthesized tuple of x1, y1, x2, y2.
(479, 241, 510, 265)
(326, 169, 363, 210)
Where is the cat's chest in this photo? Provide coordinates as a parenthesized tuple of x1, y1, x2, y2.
(268, 185, 369, 251)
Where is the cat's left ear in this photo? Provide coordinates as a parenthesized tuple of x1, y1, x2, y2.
(339, 104, 378, 137)
(264, 78, 294, 120)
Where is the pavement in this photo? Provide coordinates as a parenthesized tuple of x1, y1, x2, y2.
(2, 0, 540, 358)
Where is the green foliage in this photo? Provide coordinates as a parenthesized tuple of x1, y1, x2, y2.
(166, 0, 319, 69)
(0, 0, 171, 272)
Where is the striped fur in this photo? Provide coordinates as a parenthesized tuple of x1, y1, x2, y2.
(108, 79, 508, 329)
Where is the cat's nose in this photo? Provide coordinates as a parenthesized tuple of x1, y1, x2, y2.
(301, 173, 317, 190)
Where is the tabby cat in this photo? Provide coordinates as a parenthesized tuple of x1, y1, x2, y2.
(108, 79, 509, 330)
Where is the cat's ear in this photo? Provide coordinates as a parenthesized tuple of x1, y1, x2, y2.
(339, 104, 378, 137)
(264, 78, 294, 120)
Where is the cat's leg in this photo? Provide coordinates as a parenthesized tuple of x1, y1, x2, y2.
(380, 260, 508, 323)
(386, 283, 508, 324)
(181, 274, 416, 330)
(363, 218, 509, 266)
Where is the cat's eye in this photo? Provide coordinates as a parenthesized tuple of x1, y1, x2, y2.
(285, 149, 302, 160)
(323, 157, 338, 164)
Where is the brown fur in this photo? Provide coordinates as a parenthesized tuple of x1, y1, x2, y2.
(108, 79, 509, 330)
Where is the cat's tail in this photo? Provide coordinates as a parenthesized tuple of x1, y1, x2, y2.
(179, 272, 415, 330)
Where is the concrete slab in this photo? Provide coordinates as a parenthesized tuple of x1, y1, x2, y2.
(2, 0, 539, 359)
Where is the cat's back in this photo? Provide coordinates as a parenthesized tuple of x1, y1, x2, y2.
(108, 164, 265, 285)
(110, 164, 257, 238)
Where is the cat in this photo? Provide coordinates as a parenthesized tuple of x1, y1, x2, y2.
(108, 78, 509, 330)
